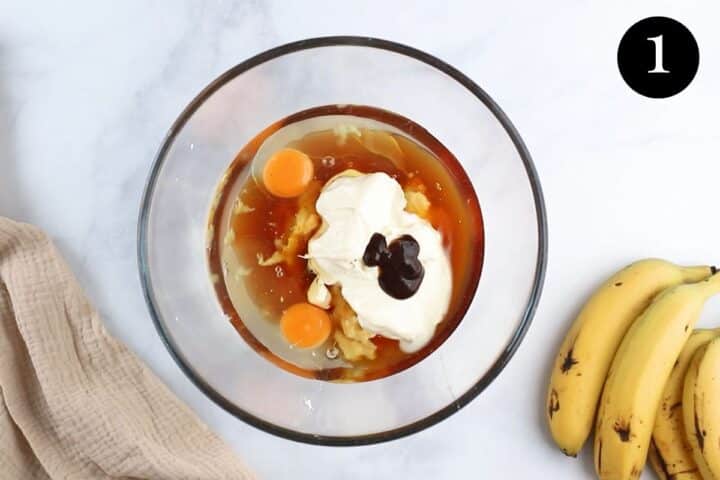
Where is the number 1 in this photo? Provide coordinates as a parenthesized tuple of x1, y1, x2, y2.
(647, 35, 670, 73)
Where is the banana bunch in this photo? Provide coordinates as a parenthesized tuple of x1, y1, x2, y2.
(682, 337, 720, 480)
(651, 329, 719, 480)
(545, 259, 720, 479)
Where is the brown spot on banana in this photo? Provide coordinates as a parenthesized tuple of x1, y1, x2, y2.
(694, 410, 705, 451)
(613, 419, 631, 442)
(548, 389, 560, 420)
(614, 282, 623, 286)
(560, 347, 578, 374)
(668, 401, 682, 418)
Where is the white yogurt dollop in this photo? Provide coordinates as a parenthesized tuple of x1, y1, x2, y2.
(307, 171, 452, 352)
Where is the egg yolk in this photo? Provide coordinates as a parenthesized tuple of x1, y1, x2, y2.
(262, 148, 314, 198)
(280, 302, 332, 349)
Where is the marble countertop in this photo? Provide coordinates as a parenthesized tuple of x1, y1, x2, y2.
(3, 1, 720, 478)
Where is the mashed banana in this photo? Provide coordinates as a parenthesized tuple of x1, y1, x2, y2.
(404, 185, 431, 218)
(257, 183, 321, 266)
(329, 285, 377, 361)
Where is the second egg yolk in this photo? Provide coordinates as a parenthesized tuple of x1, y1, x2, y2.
(280, 302, 332, 349)
(262, 148, 314, 198)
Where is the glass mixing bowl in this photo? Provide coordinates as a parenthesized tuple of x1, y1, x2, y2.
(138, 37, 547, 445)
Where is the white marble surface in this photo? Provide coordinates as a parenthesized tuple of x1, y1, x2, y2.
(2, 1, 720, 478)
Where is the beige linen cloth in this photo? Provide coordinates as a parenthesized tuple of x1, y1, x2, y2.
(0, 218, 254, 479)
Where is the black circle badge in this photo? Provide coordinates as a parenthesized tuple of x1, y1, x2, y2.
(617, 16, 699, 98)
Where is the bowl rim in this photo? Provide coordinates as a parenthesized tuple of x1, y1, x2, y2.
(137, 35, 548, 446)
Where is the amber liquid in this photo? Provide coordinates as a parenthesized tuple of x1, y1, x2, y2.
(208, 105, 484, 382)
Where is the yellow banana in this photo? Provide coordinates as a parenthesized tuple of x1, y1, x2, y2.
(652, 329, 718, 480)
(546, 259, 713, 456)
(682, 344, 715, 479)
(594, 272, 720, 480)
(684, 337, 720, 480)
(648, 440, 702, 480)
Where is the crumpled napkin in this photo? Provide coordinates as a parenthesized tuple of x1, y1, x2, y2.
(0, 218, 254, 479)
